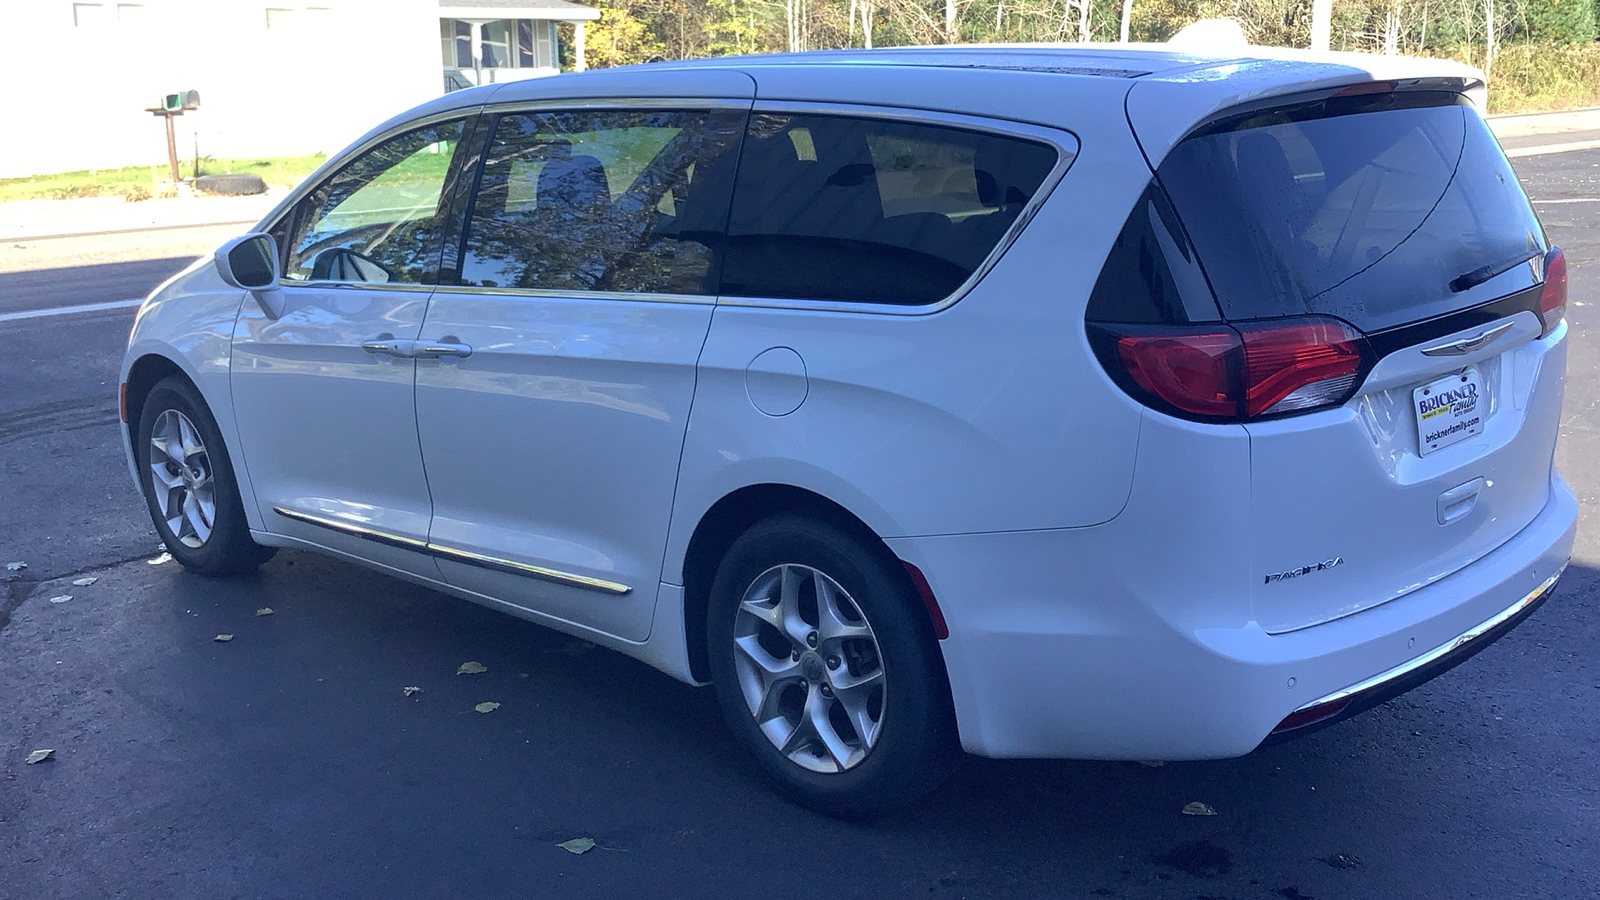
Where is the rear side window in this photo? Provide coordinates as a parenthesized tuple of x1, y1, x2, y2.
(458, 109, 745, 295)
(1157, 92, 1545, 332)
(722, 113, 1058, 305)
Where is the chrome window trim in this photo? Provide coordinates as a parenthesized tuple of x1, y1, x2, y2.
(478, 96, 755, 116)
(278, 280, 438, 294)
(428, 283, 715, 306)
(262, 101, 1077, 313)
(715, 100, 1080, 317)
(272, 506, 632, 596)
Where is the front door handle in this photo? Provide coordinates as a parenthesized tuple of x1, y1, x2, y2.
(414, 339, 472, 359)
(362, 335, 417, 357)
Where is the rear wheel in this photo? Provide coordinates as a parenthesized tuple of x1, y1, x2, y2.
(706, 515, 958, 817)
(136, 376, 275, 576)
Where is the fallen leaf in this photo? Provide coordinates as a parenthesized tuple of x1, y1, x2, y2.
(456, 661, 487, 675)
(255, 607, 274, 616)
(147, 552, 173, 566)
(72, 577, 98, 586)
(49, 595, 72, 604)
(213, 633, 234, 642)
(26, 749, 54, 764)
(403, 686, 422, 697)
(474, 701, 500, 713)
(1182, 801, 1218, 816)
(546, 640, 596, 658)
(558, 837, 596, 855)
(5, 561, 25, 571)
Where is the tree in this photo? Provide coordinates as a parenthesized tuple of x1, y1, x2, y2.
(581, 0, 665, 68)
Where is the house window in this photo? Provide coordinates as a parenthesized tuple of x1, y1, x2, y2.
(265, 7, 294, 30)
(516, 20, 534, 67)
(480, 20, 514, 67)
(73, 3, 110, 27)
(116, 3, 146, 25)
(534, 21, 554, 68)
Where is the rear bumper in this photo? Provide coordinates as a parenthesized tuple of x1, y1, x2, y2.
(887, 470, 1577, 760)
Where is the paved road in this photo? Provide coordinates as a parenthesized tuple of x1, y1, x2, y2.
(1, 150, 1597, 900)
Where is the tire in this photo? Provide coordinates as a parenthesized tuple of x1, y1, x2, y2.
(136, 376, 275, 576)
(706, 514, 959, 817)
(194, 173, 267, 196)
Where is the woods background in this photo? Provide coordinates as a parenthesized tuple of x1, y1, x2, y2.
(559, 0, 1600, 111)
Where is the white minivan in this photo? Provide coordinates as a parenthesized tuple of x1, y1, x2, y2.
(120, 45, 1576, 816)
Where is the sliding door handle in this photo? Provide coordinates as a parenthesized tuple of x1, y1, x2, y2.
(415, 339, 472, 359)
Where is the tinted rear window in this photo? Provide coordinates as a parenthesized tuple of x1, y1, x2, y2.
(721, 113, 1059, 305)
(1157, 92, 1545, 332)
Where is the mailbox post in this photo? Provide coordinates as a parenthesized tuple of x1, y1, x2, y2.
(145, 91, 201, 185)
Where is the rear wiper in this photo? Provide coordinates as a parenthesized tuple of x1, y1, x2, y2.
(1449, 250, 1542, 293)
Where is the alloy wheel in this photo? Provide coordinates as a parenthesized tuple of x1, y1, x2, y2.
(147, 408, 215, 549)
(732, 564, 887, 773)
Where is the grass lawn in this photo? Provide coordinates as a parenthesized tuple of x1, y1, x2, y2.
(0, 154, 328, 203)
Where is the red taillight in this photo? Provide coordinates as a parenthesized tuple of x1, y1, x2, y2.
(1237, 319, 1365, 418)
(1099, 316, 1369, 423)
(1540, 247, 1567, 336)
(1116, 328, 1239, 418)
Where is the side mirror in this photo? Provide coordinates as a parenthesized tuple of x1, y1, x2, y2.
(215, 233, 286, 318)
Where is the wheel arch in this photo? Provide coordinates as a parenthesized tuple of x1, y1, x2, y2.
(679, 483, 949, 686)
(124, 353, 192, 456)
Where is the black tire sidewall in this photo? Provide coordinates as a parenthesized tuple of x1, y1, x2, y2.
(135, 377, 269, 576)
(706, 515, 957, 817)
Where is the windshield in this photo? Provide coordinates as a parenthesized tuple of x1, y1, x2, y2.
(1157, 92, 1545, 333)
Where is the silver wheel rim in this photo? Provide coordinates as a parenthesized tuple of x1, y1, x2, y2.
(147, 409, 215, 550)
(732, 564, 886, 774)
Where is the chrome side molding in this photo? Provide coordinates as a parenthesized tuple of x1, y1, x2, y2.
(272, 506, 632, 596)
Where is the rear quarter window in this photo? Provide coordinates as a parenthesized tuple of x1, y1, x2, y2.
(721, 113, 1059, 305)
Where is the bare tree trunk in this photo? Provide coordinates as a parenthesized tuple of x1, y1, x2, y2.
(1120, 0, 1133, 41)
(786, 0, 798, 51)
(1310, 0, 1332, 49)
(946, 0, 958, 41)
(1383, 5, 1398, 53)
(863, 0, 875, 47)
(849, 0, 857, 43)
(1485, 0, 1496, 75)
(1078, 0, 1091, 42)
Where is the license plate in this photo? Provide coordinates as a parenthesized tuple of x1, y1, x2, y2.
(1414, 368, 1484, 456)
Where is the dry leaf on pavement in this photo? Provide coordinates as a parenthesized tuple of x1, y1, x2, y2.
(558, 837, 596, 855)
(474, 701, 500, 713)
(403, 686, 422, 697)
(49, 595, 72, 604)
(26, 749, 54, 764)
(456, 661, 487, 675)
(72, 577, 97, 586)
(255, 607, 274, 616)
(5, 561, 25, 571)
(214, 633, 234, 642)
(147, 552, 173, 565)
(1182, 801, 1218, 816)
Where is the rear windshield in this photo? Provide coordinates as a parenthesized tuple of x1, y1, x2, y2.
(1157, 92, 1545, 333)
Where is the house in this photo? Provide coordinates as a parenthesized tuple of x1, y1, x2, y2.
(0, 0, 597, 179)
(440, 0, 600, 91)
